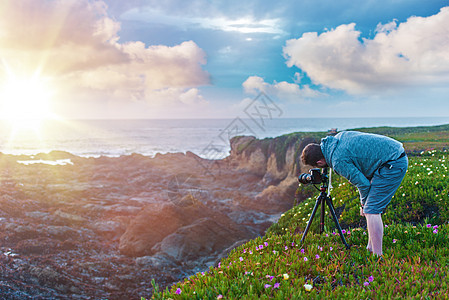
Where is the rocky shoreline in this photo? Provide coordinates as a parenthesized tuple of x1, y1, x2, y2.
(0, 134, 317, 299)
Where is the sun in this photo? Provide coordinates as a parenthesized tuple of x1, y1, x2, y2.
(0, 73, 55, 131)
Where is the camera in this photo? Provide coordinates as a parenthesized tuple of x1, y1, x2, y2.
(298, 168, 323, 184)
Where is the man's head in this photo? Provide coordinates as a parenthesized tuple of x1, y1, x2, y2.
(301, 143, 327, 168)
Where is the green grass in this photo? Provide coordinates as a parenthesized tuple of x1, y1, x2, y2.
(151, 222, 449, 299)
(150, 149, 449, 299)
(352, 124, 449, 152)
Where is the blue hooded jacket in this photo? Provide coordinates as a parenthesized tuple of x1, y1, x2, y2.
(320, 131, 404, 204)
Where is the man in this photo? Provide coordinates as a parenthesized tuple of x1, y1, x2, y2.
(301, 131, 408, 256)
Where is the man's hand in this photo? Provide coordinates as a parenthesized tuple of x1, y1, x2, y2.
(360, 207, 365, 217)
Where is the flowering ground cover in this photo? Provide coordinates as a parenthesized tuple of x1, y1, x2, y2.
(150, 149, 449, 299)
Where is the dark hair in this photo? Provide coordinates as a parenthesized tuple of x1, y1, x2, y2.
(301, 143, 324, 166)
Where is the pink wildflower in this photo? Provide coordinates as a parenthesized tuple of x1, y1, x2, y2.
(175, 288, 182, 295)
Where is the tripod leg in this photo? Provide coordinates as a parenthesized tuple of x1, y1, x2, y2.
(326, 197, 350, 249)
(320, 197, 325, 234)
(300, 195, 323, 245)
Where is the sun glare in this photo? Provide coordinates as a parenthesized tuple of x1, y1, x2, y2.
(0, 73, 55, 132)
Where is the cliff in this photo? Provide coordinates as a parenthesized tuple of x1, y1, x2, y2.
(225, 133, 323, 212)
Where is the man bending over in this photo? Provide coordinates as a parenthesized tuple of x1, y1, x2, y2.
(301, 131, 408, 256)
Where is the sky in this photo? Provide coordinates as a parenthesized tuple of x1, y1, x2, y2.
(0, 0, 448, 119)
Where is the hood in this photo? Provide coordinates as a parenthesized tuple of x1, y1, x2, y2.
(320, 135, 339, 168)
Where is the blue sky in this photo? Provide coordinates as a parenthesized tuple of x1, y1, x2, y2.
(0, 0, 448, 119)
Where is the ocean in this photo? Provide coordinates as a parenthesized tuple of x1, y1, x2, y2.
(1, 117, 449, 159)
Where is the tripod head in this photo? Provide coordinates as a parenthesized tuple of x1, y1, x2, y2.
(319, 167, 329, 192)
(319, 167, 329, 182)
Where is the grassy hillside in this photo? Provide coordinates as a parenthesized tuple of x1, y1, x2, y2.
(352, 124, 449, 152)
(149, 125, 449, 299)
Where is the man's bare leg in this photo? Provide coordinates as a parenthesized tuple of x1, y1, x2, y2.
(360, 207, 373, 252)
(365, 213, 384, 256)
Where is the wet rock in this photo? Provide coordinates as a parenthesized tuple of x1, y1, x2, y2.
(3, 224, 42, 241)
(46, 225, 79, 240)
(135, 254, 177, 269)
(151, 217, 253, 262)
(119, 202, 212, 257)
(90, 220, 126, 240)
(16, 238, 61, 255)
(53, 209, 87, 223)
(255, 177, 298, 213)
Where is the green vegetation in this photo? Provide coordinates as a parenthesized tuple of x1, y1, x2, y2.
(352, 124, 449, 152)
(152, 222, 449, 299)
(149, 125, 449, 299)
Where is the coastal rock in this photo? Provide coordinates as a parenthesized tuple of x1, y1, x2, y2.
(119, 202, 212, 257)
(238, 148, 267, 176)
(135, 254, 177, 269)
(90, 220, 127, 240)
(255, 176, 299, 213)
(53, 209, 87, 224)
(151, 217, 254, 263)
(46, 225, 78, 240)
(229, 136, 267, 176)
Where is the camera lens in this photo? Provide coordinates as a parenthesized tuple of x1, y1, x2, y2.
(298, 173, 312, 184)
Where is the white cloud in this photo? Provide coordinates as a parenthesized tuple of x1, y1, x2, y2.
(242, 76, 323, 101)
(121, 7, 285, 35)
(140, 87, 209, 107)
(0, 0, 210, 109)
(179, 88, 208, 106)
(283, 6, 449, 95)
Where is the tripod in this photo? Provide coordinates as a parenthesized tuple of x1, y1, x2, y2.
(300, 168, 350, 249)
